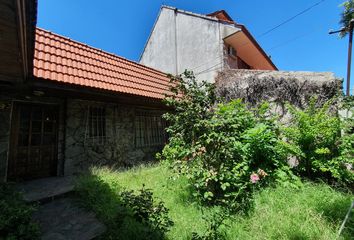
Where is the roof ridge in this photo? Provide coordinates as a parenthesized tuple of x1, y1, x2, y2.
(160, 5, 235, 25)
(36, 27, 168, 77)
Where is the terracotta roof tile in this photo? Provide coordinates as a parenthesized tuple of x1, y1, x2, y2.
(33, 28, 171, 100)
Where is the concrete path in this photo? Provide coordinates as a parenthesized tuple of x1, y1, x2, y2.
(32, 198, 106, 240)
(16, 176, 106, 240)
(16, 176, 75, 202)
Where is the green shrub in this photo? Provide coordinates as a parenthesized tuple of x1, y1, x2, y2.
(0, 184, 40, 240)
(120, 186, 174, 235)
(160, 70, 352, 215)
(283, 98, 354, 185)
(159, 71, 296, 212)
(75, 172, 173, 240)
(163, 71, 217, 146)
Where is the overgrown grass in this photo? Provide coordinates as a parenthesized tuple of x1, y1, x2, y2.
(75, 164, 353, 240)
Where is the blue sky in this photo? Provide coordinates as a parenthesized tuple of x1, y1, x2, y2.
(38, 0, 353, 94)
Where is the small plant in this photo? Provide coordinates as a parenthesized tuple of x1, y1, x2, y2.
(191, 208, 228, 240)
(120, 185, 174, 235)
(0, 184, 40, 240)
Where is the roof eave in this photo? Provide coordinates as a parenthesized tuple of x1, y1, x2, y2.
(233, 24, 278, 70)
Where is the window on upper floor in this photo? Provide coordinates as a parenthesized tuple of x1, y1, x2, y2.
(227, 45, 237, 58)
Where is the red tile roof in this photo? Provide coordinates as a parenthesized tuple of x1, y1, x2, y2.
(33, 28, 170, 100)
(207, 10, 235, 24)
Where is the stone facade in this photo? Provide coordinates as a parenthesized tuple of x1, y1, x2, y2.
(0, 96, 166, 182)
(64, 99, 165, 175)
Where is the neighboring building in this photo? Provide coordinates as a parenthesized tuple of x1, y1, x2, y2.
(140, 6, 277, 82)
(0, 1, 171, 182)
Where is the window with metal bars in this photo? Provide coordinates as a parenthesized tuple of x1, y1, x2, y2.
(87, 106, 106, 144)
(135, 110, 167, 147)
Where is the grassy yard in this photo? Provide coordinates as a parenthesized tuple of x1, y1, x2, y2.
(75, 164, 353, 240)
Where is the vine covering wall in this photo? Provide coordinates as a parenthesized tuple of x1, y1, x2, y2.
(215, 69, 342, 119)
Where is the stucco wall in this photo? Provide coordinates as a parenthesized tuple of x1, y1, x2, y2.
(140, 7, 240, 83)
(175, 11, 222, 82)
(140, 8, 177, 75)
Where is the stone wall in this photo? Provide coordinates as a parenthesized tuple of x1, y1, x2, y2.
(64, 99, 165, 175)
(0, 95, 166, 181)
(215, 69, 342, 119)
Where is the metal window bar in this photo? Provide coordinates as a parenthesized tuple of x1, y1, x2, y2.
(87, 106, 106, 145)
(135, 111, 167, 147)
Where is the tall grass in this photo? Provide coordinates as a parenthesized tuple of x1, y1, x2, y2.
(75, 164, 353, 240)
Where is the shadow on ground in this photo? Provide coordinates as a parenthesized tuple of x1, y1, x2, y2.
(74, 172, 168, 240)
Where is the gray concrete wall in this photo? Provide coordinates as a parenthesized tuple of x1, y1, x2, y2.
(140, 7, 240, 83)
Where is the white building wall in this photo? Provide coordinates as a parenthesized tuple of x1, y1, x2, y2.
(174, 10, 222, 82)
(140, 7, 240, 83)
(140, 8, 177, 75)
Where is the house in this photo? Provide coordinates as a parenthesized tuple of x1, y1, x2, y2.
(0, 1, 171, 182)
(140, 6, 277, 82)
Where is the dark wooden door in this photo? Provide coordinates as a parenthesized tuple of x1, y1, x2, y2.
(8, 103, 59, 181)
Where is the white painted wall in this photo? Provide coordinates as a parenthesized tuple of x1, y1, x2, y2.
(140, 8, 177, 75)
(140, 7, 240, 83)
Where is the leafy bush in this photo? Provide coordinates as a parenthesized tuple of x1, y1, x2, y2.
(283, 98, 354, 185)
(0, 184, 40, 240)
(159, 71, 296, 212)
(75, 172, 173, 240)
(163, 71, 217, 146)
(120, 185, 174, 235)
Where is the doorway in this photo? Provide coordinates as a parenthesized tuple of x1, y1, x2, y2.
(8, 103, 59, 181)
